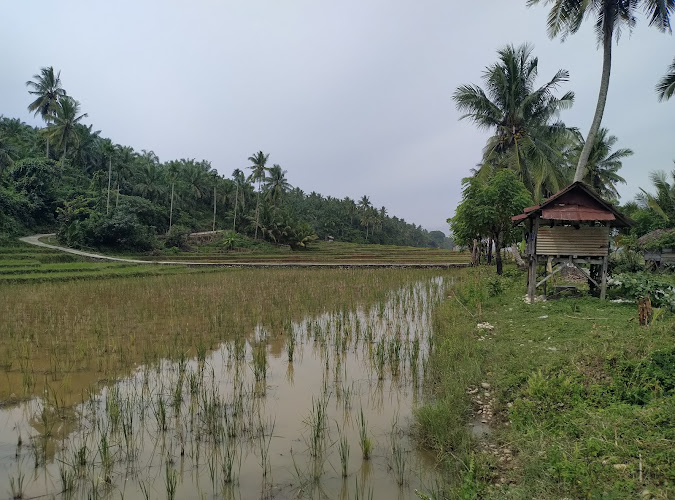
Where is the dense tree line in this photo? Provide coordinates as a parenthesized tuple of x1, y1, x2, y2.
(0, 67, 449, 250)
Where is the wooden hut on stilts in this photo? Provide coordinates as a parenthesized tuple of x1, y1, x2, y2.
(511, 182, 632, 303)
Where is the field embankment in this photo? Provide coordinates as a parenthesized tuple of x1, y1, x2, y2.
(419, 267, 675, 498)
(17, 234, 470, 269)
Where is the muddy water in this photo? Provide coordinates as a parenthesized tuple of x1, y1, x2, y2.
(0, 276, 447, 499)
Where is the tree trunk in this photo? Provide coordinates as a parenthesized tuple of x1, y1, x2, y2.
(106, 157, 112, 215)
(169, 183, 174, 231)
(487, 238, 493, 264)
(574, 19, 613, 183)
(471, 239, 479, 267)
(511, 242, 527, 270)
(495, 234, 504, 275)
(233, 186, 239, 232)
(213, 186, 217, 231)
(254, 182, 261, 240)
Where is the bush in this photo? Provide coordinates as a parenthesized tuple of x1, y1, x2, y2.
(610, 272, 675, 310)
(0, 185, 32, 234)
(9, 158, 58, 227)
(164, 225, 191, 250)
(90, 212, 158, 251)
(613, 348, 675, 405)
(637, 228, 675, 251)
(57, 196, 159, 251)
(218, 231, 251, 251)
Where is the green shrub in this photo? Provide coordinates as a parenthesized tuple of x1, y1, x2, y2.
(218, 231, 251, 251)
(612, 348, 675, 405)
(57, 196, 159, 251)
(610, 272, 675, 310)
(164, 225, 191, 251)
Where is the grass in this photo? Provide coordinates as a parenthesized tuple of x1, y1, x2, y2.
(0, 241, 206, 283)
(418, 266, 675, 498)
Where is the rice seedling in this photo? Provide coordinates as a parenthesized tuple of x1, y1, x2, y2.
(286, 331, 296, 362)
(388, 337, 402, 377)
(390, 417, 407, 486)
(373, 340, 386, 381)
(58, 462, 76, 496)
(9, 465, 24, 499)
(165, 461, 178, 500)
(153, 394, 168, 432)
(257, 415, 275, 478)
(336, 424, 350, 478)
(221, 439, 239, 485)
(305, 394, 330, 458)
(252, 342, 268, 382)
(357, 407, 373, 460)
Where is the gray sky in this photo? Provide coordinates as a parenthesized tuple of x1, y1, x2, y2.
(2, 1, 673, 233)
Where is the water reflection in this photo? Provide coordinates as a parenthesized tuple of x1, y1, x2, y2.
(0, 276, 447, 499)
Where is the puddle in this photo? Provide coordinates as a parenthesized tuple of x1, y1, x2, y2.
(0, 276, 448, 499)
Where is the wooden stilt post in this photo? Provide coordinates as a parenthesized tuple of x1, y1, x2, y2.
(527, 218, 539, 303)
(600, 254, 609, 300)
(528, 256, 536, 302)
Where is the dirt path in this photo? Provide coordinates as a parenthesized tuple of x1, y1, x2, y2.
(20, 234, 468, 269)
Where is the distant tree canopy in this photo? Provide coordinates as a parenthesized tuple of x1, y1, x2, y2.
(0, 67, 446, 251)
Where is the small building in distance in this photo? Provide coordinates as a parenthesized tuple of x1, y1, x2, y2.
(511, 182, 632, 302)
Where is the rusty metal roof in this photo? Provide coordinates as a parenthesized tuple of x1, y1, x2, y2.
(541, 205, 616, 221)
(511, 181, 632, 227)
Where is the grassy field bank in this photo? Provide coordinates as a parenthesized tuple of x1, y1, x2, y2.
(37, 235, 470, 265)
(418, 267, 675, 498)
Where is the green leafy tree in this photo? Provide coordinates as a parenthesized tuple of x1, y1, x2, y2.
(528, 0, 674, 183)
(10, 157, 59, 226)
(247, 151, 270, 239)
(0, 130, 17, 176)
(449, 170, 533, 274)
(657, 57, 675, 101)
(454, 43, 574, 201)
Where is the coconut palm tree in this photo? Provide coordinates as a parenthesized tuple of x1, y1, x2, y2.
(527, 0, 674, 183)
(264, 164, 293, 209)
(636, 164, 675, 222)
(657, 57, 675, 101)
(247, 151, 270, 239)
(357, 195, 371, 212)
(231, 168, 247, 232)
(571, 128, 631, 201)
(453, 43, 575, 201)
(26, 66, 67, 157)
(45, 96, 88, 163)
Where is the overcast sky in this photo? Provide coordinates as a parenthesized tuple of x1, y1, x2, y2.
(2, 1, 673, 232)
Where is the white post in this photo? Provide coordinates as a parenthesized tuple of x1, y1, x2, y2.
(213, 185, 217, 232)
(106, 157, 112, 214)
(169, 183, 174, 231)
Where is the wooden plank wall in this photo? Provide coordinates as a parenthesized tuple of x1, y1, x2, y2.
(536, 226, 609, 257)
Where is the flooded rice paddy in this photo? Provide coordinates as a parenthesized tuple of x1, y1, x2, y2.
(0, 269, 453, 499)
